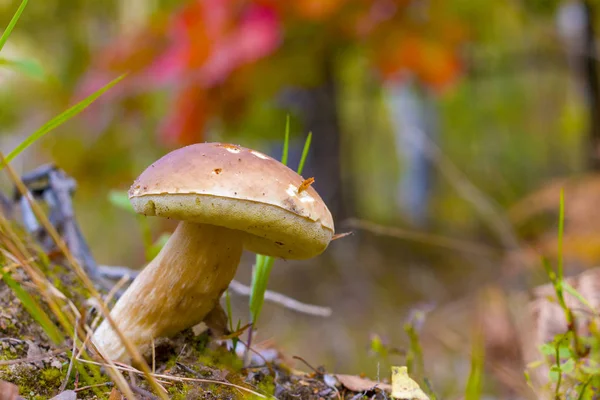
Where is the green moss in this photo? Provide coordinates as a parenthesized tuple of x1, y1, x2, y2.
(195, 347, 244, 372)
(40, 367, 62, 387)
(255, 374, 276, 396)
(168, 382, 192, 400)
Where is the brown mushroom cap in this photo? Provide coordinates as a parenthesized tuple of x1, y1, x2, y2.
(129, 142, 335, 259)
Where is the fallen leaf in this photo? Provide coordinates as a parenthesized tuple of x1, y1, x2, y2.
(25, 340, 43, 367)
(0, 380, 19, 400)
(49, 391, 77, 400)
(391, 366, 429, 400)
(332, 231, 353, 241)
(334, 374, 392, 393)
(297, 177, 315, 193)
(108, 388, 122, 400)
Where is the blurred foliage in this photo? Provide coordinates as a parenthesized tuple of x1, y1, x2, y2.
(2, 0, 600, 397)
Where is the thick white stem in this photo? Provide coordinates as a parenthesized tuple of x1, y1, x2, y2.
(92, 221, 243, 362)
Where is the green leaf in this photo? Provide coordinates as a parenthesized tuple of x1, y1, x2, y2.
(540, 343, 555, 356)
(0, 57, 44, 79)
(3, 74, 126, 166)
(108, 190, 134, 213)
(549, 368, 560, 383)
(0, 0, 28, 53)
(561, 358, 575, 374)
(563, 281, 596, 313)
(148, 233, 170, 259)
(580, 365, 600, 375)
(558, 344, 572, 359)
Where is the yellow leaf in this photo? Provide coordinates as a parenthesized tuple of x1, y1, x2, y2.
(391, 366, 429, 400)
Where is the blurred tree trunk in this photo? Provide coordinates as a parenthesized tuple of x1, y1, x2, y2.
(385, 79, 437, 228)
(557, 0, 600, 170)
(582, 1, 600, 170)
(298, 54, 352, 223)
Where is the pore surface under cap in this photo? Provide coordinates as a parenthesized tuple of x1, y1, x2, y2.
(129, 142, 335, 259)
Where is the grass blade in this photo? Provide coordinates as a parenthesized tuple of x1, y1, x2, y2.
(249, 255, 275, 323)
(4, 73, 126, 165)
(465, 327, 484, 400)
(297, 132, 312, 176)
(557, 188, 565, 281)
(281, 115, 290, 166)
(0, 0, 28, 53)
(0, 268, 63, 344)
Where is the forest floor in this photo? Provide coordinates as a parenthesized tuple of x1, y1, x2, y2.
(0, 259, 395, 400)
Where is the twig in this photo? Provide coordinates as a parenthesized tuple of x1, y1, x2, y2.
(400, 126, 521, 251)
(73, 382, 114, 393)
(130, 383, 160, 400)
(235, 339, 275, 374)
(292, 355, 322, 375)
(95, 266, 332, 317)
(344, 218, 500, 257)
(59, 320, 79, 392)
(97, 265, 140, 279)
(0, 338, 25, 344)
(76, 358, 271, 398)
(228, 280, 332, 317)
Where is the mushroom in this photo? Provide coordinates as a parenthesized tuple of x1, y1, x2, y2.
(92, 142, 334, 362)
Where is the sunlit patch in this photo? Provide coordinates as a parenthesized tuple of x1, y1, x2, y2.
(286, 183, 315, 203)
(286, 183, 297, 197)
(251, 150, 269, 159)
(217, 143, 241, 153)
(299, 193, 315, 203)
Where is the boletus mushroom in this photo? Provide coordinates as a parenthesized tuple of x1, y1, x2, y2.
(92, 142, 334, 362)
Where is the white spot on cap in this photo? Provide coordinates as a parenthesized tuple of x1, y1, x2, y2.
(286, 184, 297, 197)
(251, 150, 269, 159)
(300, 193, 315, 203)
(226, 147, 241, 154)
(286, 183, 315, 203)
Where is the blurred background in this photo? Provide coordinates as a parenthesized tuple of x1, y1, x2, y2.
(2, 0, 600, 397)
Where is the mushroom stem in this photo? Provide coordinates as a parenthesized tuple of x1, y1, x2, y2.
(92, 221, 243, 362)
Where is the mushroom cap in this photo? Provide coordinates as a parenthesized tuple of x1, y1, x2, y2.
(129, 142, 335, 259)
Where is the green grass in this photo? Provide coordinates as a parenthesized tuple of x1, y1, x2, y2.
(0, 0, 28, 52)
(248, 116, 313, 329)
(0, 267, 63, 344)
(529, 189, 600, 399)
(4, 73, 126, 166)
(0, 1, 137, 396)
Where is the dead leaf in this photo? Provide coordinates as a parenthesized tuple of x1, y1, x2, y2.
(0, 380, 19, 400)
(332, 231, 353, 241)
(25, 340, 43, 368)
(202, 303, 228, 337)
(50, 390, 77, 400)
(297, 177, 315, 193)
(334, 374, 392, 393)
(390, 366, 429, 400)
(108, 388, 122, 400)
